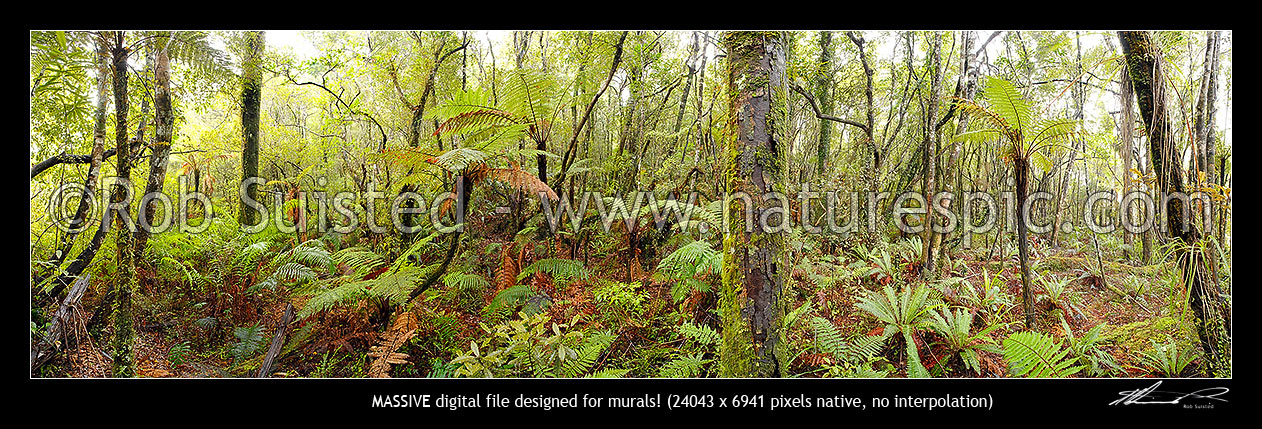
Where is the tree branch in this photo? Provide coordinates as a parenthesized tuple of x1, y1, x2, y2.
(788, 80, 870, 134)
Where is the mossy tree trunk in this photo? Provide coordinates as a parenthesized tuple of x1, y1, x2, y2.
(109, 31, 137, 377)
(239, 30, 264, 227)
(1119, 30, 1230, 376)
(921, 32, 942, 277)
(813, 31, 833, 175)
(719, 31, 788, 378)
(135, 35, 173, 259)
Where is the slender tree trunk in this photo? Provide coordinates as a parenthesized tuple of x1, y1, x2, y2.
(1120, 59, 1136, 250)
(1015, 156, 1034, 329)
(921, 32, 942, 277)
(814, 31, 834, 175)
(134, 36, 173, 260)
(1051, 32, 1084, 247)
(935, 31, 977, 261)
(109, 31, 137, 378)
(1119, 31, 1230, 376)
(239, 31, 264, 227)
(719, 31, 788, 378)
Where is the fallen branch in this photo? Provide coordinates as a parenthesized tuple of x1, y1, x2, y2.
(31, 274, 92, 372)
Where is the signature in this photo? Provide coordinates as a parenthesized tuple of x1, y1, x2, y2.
(1110, 381, 1229, 406)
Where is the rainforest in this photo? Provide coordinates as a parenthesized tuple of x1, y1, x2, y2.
(29, 30, 1231, 380)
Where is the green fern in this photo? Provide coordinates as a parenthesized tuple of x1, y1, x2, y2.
(297, 266, 429, 320)
(517, 258, 589, 282)
(442, 272, 490, 291)
(856, 285, 942, 378)
(484, 284, 536, 318)
(1059, 318, 1121, 377)
(1139, 337, 1200, 377)
(561, 330, 616, 377)
(231, 325, 265, 362)
(659, 353, 709, 378)
(928, 307, 1002, 375)
(1002, 331, 1084, 378)
(676, 321, 720, 349)
(809, 317, 891, 378)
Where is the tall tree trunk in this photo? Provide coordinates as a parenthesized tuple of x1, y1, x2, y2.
(1015, 156, 1034, 329)
(239, 30, 264, 227)
(1120, 58, 1136, 251)
(814, 31, 834, 175)
(1119, 31, 1230, 376)
(1194, 31, 1221, 237)
(935, 31, 977, 261)
(719, 31, 788, 378)
(109, 31, 137, 378)
(1051, 32, 1085, 247)
(134, 36, 173, 260)
(921, 32, 942, 277)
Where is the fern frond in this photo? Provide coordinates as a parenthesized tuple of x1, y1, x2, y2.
(485, 166, 559, 201)
(676, 321, 720, 348)
(367, 311, 420, 378)
(562, 330, 616, 377)
(1002, 331, 1084, 378)
(658, 353, 708, 378)
(517, 258, 588, 282)
(442, 272, 490, 292)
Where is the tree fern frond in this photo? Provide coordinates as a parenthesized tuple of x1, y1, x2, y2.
(980, 76, 1032, 136)
(486, 166, 559, 201)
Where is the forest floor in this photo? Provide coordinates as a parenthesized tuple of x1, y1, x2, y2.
(50, 234, 1188, 378)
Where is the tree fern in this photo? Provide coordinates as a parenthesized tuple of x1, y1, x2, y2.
(1002, 331, 1084, 378)
(332, 247, 386, 278)
(297, 266, 430, 320)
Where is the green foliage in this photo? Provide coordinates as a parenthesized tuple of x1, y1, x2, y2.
(450, 312, 622, 378)
(592, 280, 648, 325)
(231, 325, 266, 362)
(655, 240, 721, 302)
(658, 353, 709, 378)
(297, 266, 429, 320)
(483, 284, 537, 319)
(856, 284, 942, 378)
(1139, 337, 1200, 377)
(676, 321, 720, 349)
(954, 269, 1015, 324)
(1002, 331, 1083, 378)
(1059, 318, 1121, 377)
(928, 307, 1002, 375)
(517, 258, 590, 283)
(168, 341, 193, 366)
(809, 317, 891, 378)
